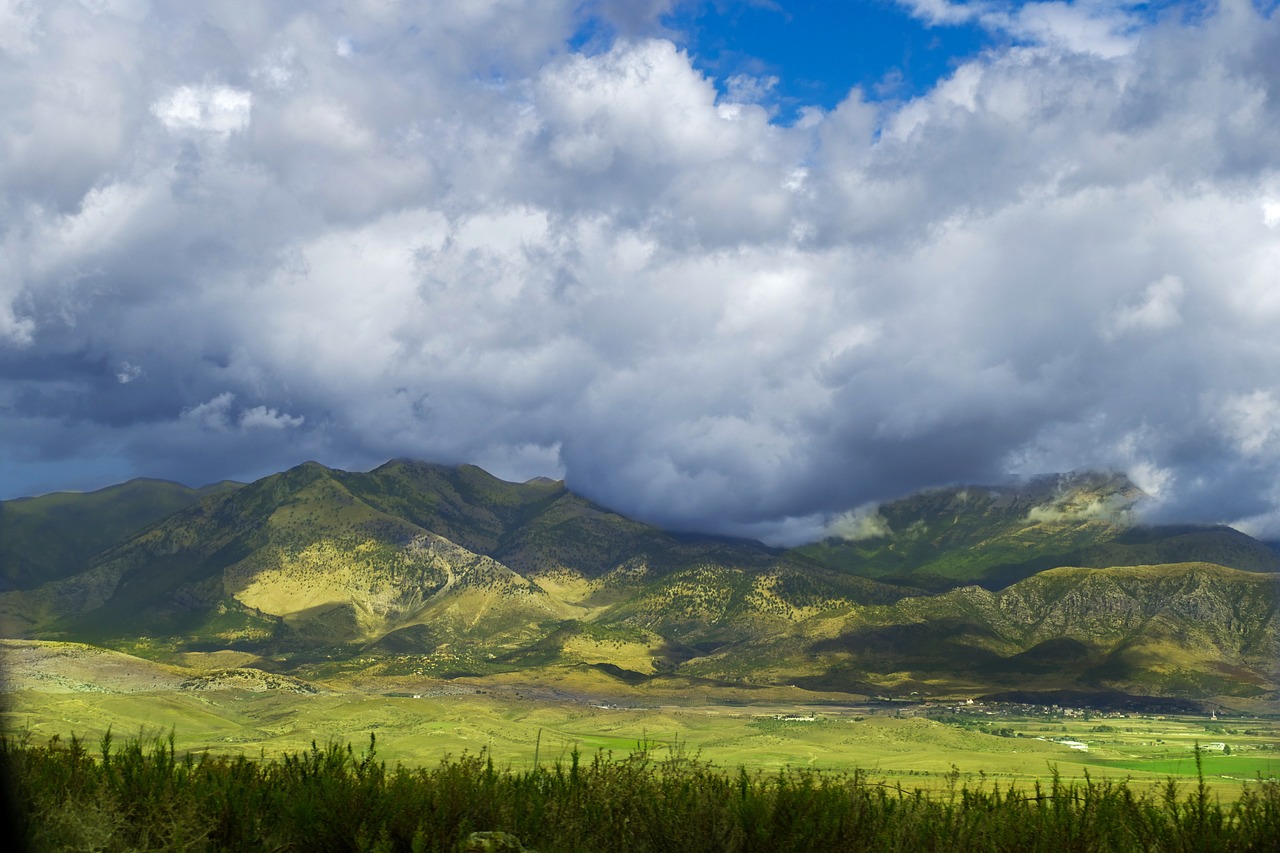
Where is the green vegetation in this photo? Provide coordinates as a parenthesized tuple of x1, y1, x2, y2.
(5, 461, 1275, 703)
(5, 670, 1276, 798)
(3, 454, 1278, 841)
(797, 472, 1280, 589)
(6, 731, 1279, 852)
(0, 478, 240, 591)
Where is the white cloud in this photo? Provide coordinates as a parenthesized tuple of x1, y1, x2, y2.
(152, 85, 252, 135)
(1104, 274, 1185, 338)
(723, 73, 779, 105)
(824, 504, 893, 541)
(0, 307, 35, 347)
(6, 1, 1280, 542)
(1125, 461, 1173, 503)
(899, 0, 984, 27)
(182, 392, 236, 432)
(1218, 390, 1280, 458)
(240, 405, 305, 430)
(0, 1, 39, 55)
(1006, 2, 1137, 58)
(536, 39, 760, 172)
(180, 393, 303, 433)
(1263, 199, 1280, 228)
(897, 0, 1138, 57)
(277, 95, 374, 152)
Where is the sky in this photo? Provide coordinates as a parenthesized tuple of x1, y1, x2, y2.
(3, 0, 1280, 545)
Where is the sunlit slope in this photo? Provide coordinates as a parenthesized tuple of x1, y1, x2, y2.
(0, 639, 190, 692)
(688, 562, 1279, 700)
(595, 554, 911, 648)
(4, 461, 869, 665)
(798, 472, 1280, 589)
(5, 463, 566, 650)
(0, 478, 241, 591)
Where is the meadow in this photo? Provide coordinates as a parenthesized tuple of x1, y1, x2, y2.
(3, 682, 1276, 798)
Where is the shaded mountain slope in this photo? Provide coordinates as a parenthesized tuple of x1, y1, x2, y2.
(338, 459, 778, 581)
(0, 478, 241, 592)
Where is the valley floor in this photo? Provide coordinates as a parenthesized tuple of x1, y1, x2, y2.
(3, 640, 1277, 800)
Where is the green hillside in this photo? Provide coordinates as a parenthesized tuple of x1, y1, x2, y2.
(1, 462, 885, 674)
(337, 460, 700, 579)
(689, 562, 1279, 701)
(2, 461, 1276, 706)
(797, 472, 1280, 589)
(0, 478, 241, 591)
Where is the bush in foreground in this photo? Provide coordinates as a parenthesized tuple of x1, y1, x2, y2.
(3, 731, 1278, 851)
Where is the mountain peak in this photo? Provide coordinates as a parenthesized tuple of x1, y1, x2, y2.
(798, 469, 1275, 590)
(1020, 470, 1144, 524)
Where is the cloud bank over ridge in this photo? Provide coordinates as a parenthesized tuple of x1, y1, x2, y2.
(3, 0, 1280, 543)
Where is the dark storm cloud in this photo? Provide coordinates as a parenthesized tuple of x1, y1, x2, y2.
(3, 1, 1280, 543)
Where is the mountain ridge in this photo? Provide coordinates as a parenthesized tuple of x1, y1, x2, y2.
(798, 471, 1280, 590)
(0, 477, 243, 592)
(2, 460, 1276, 706)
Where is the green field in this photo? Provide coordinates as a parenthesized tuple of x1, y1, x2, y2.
(5, 685, 1276, 799)
(1097, 756, 1278, 776)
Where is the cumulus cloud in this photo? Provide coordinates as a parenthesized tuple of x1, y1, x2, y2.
(1263, 199, 1280, 228)
(180, 394, 304, 432)
(182, 393, 236, 432)
(4, 1, 1280, 542)
(1218, 390, 1280, 458)
(1104, 274, 1185, 339)
(152, 85, 252, 135)
(723, 72, 780, 105)
(825, 505, 894, 541)
(241, 405, 305, 430)
(898, 0, 1140, 57)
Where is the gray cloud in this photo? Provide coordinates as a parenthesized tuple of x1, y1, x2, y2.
(3, 1, 1280, 544)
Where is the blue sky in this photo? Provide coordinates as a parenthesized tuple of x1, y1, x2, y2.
(662, 1, 990, 113)
(4, 1, 1280, 543)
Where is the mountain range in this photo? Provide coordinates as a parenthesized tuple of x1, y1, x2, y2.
(1, 460, 1276, 708)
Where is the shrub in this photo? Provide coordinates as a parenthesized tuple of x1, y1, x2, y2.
(3, 734, 1277, 852)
